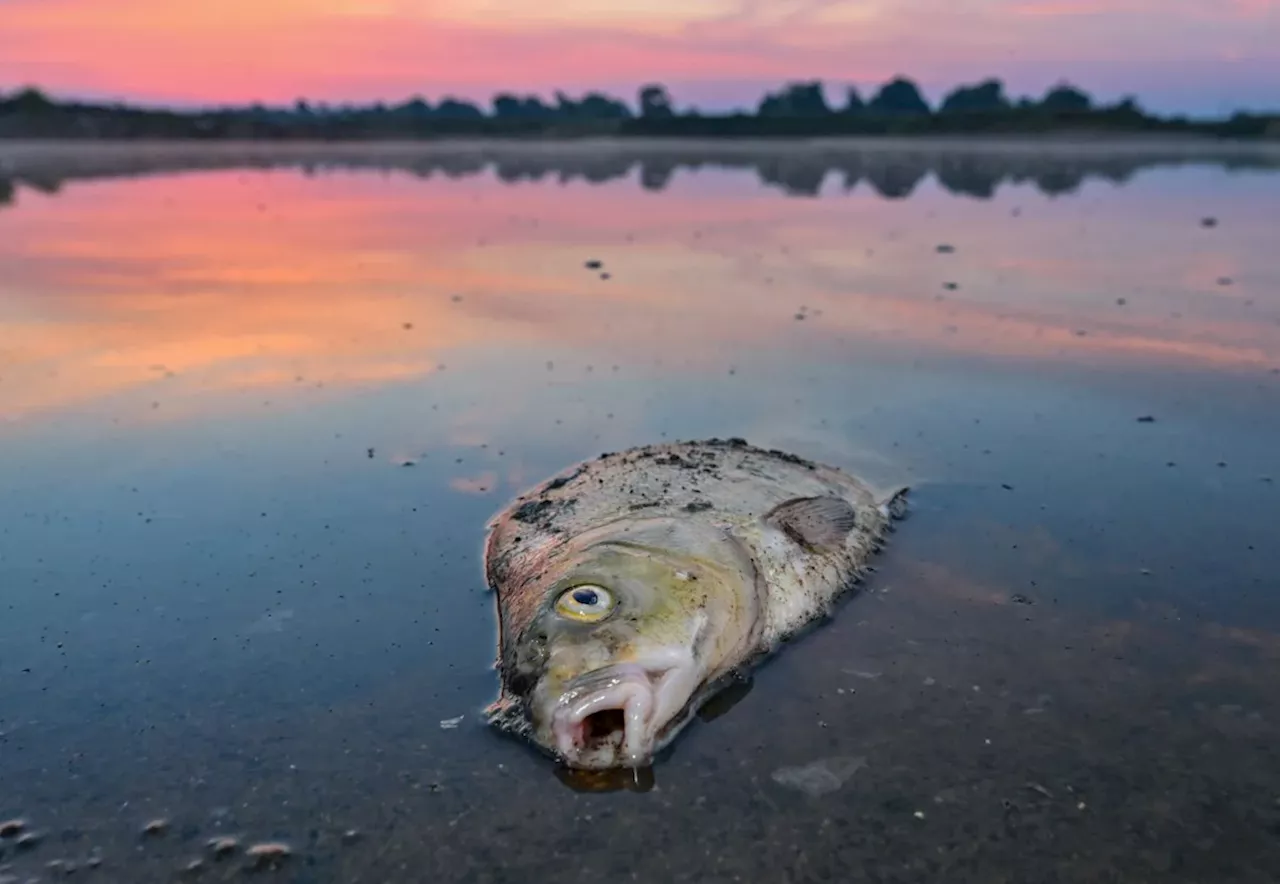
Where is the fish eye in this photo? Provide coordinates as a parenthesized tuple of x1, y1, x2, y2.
(554, 584, 615, 622)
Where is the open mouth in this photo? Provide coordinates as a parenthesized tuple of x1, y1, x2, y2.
(551, 664, 664, 768)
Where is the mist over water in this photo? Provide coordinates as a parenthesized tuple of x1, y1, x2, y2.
(1, 141, 1279, 882)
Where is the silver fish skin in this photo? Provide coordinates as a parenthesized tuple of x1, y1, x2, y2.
(482, 437, 907, 770)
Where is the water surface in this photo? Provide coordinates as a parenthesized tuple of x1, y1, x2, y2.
(2, 140, 1279, 882)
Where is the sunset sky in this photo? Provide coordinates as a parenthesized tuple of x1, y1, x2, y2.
(1, 0, 1277, 114)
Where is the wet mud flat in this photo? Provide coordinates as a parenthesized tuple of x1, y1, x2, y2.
(3, 514, 1279, 884)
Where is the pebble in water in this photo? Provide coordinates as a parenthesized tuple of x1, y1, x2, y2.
(341, 830, 362, 846)
(0, 821, 25, 838)
(208, 837, 240, 859)
(142, 819, 169, 837)
(15, 832, 41, 851)
(244, 843, 292, 870)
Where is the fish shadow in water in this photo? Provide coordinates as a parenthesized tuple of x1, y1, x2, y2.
(501, 676, 758, 794)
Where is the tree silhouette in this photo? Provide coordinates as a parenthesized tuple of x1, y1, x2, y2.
(0, 75, 1265, 141)
(555, 91, 631, 120)
(493, 94, 554, 118)
(1041, 82, 1092, 112)
(868, 77, 931, 115)
(843, 86, 866, 116)
(638, 84, 674, 119)
(940, 79, 1009, 114)
(758, 82, 831, 117)
(435, 98, 484, 119)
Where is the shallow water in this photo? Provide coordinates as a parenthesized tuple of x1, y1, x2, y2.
(1, 140, 1279, 882)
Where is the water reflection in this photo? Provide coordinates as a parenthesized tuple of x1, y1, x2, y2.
(1, 139, 1278, 205)
(2, 144, 1277, 429)
(1, 144, 1279, 882)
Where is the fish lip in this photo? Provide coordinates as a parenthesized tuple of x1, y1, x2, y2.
(551, 663, 669, 769)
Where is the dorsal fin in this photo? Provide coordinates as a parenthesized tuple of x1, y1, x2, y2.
(763, 495, 858, 551)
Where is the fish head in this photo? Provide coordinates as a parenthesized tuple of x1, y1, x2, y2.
(497, 517, 763, 770)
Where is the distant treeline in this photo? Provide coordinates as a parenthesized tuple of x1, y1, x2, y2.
(1, 77, 1278, 140)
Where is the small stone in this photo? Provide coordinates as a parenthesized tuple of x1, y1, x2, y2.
(142, 819, 169, 837)
(935, 244, 955, 254)
(1136, 415, 1156, 423)
(1200, 217, 1218, 228)
(184, 858, 204, 874)
(913, 811, 926, 819)
(244, 843, 291, 869)
(1116, 297, 1127, 305)
(340, 830, 362, 846)
(0, 820, 25, 838)
(15, 832, 41, 850)
(584, 260, 602, 270)
(207, 837, 239, 858)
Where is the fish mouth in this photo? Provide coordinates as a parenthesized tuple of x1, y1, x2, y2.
(551, 663, 673, 769)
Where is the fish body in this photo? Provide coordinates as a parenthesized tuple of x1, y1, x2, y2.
(483, 437, 907, 770)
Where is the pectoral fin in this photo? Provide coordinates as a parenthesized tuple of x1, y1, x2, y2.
(764, 495, 859, 551)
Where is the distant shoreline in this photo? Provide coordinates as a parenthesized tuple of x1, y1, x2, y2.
(4, 133, 1280, 160)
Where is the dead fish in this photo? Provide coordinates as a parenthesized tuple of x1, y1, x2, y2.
(483, 437, 908, 770)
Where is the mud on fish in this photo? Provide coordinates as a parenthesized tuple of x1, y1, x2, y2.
(482, 438, 908, 770)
